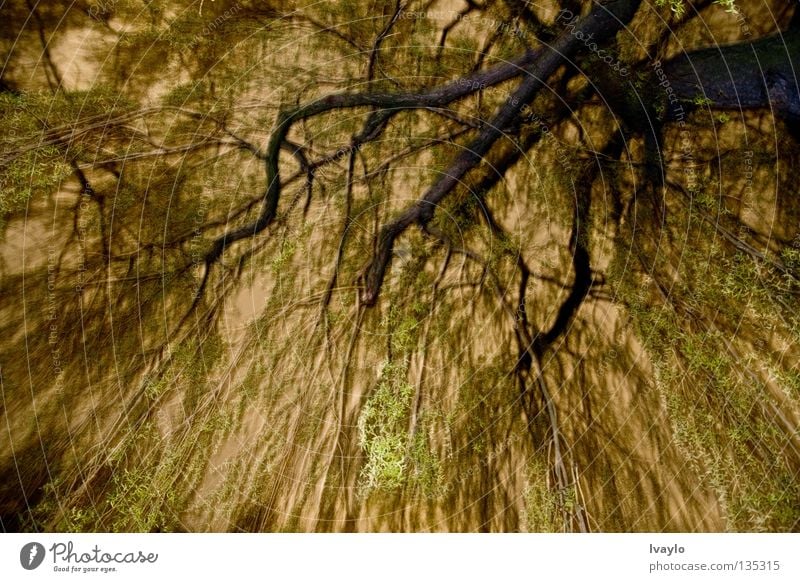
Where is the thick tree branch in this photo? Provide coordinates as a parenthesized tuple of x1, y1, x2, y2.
(199, 35, 589, 266)
(361, 0, 642, 305)
(661, 27, 800, 122)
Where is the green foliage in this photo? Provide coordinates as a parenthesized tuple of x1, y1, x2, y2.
(522, 459, 564, 532)
(106, 463, 181, 532)
(2, 0, 793, 535)
(780, 246, 800, 272)
(655, 0, 687, 17)
(692, 94, 714, 106)
(610, 210, 800, 531)
(27, 477, 98, 532)
(0, 87, 137, 227)
(0, 147, 71, 219)
(357, 359, 415, 493)
(0, 96, 67, 221)
(144, 374, 170, 401)
(713, 0, 740, 14)
(408, 420, 442, 498)
(656, 0, 737, 16)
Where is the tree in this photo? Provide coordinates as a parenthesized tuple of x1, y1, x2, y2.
(0, 0, 798, 532)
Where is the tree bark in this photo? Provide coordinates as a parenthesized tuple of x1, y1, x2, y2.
(662, 27, 800, 122)
(361, 0, 643, 305)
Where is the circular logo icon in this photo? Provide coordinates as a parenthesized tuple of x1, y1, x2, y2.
(20, 542, 46, 570)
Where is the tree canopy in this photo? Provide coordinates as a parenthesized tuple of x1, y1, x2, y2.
(1, 0, 799, 532)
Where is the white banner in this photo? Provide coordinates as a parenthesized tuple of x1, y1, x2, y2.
(1, 533, 797, 581)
